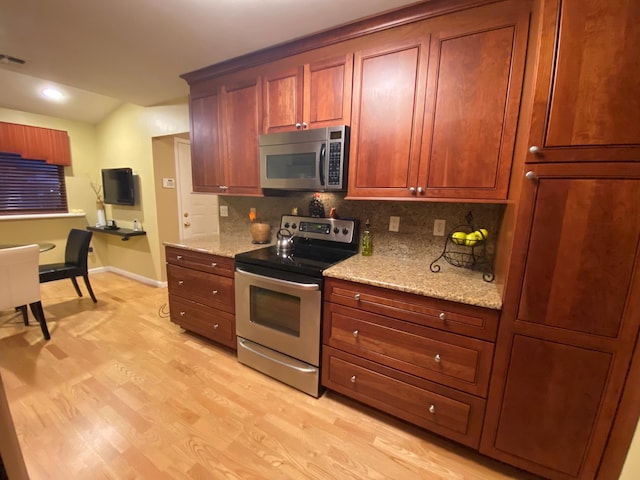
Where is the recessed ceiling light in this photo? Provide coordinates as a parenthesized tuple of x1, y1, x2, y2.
(42, 87, 64, 101)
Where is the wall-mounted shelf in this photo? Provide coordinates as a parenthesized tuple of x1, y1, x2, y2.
(87, 226, 146, 241)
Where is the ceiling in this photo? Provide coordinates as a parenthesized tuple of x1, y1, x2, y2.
(0, 0, 421, 124)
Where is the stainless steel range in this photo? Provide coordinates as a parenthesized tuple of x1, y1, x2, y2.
(234, 215, 358, 397)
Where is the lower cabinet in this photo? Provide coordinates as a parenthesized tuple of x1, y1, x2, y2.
(322, 278, 499, 448)
(166, 246, 236, 349)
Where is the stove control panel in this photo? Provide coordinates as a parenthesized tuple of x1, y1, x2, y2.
(280, 215, 356, 244)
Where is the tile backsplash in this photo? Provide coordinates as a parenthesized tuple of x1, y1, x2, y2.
(219, 192, 505, 267)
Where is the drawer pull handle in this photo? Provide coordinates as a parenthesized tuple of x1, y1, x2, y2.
(354, 293, 361, 301)
(179, 311, 185, 316)
(178, 280, 184, 285)
(439, 312, 446, 321)
(434, 354, 441, 363)
(176, 255, 183, 260)
(211, 262, 217, 268)
(429, 404, 436, 414)
(353, 330, 359, 338)
(350, 375, 356, 384)
(212, 290, 218, 296)
(213, 323, 219, 330)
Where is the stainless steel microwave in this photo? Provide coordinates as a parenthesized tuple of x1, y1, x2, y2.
(259, 125, 349, 191)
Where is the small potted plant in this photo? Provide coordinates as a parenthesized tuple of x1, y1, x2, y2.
(249, 209, 271, 244)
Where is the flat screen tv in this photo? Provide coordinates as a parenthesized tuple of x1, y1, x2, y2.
(102, 167, 135, 206)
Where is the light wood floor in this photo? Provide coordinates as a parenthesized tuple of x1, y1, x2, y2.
(0, 272, 538, 480)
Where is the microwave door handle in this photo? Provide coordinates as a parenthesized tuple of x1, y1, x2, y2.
(319, 143, 326, 187)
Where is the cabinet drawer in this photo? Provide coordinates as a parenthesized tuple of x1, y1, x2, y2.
(324, 303, 493, 396)
(166, 246, 234, 277)
(325, 278, 498, 341)
(322, 346, 484, 449)
(169, 296, 236, 349)
(167, 264, 234, 313)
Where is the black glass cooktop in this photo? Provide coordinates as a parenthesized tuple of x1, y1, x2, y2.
(235, 243, 355, 278)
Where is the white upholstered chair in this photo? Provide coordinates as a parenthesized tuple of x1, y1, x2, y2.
(0, 244, 50, 340)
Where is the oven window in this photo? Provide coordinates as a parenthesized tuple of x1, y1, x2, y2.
(249, 286, 301, 337)
(266, 153, 316, 179)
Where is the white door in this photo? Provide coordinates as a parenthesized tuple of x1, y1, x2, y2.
(175, 138, 219, 240)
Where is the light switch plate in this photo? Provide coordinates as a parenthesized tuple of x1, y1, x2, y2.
(433, 219, 446, 236)
(389, 216, 400, 232)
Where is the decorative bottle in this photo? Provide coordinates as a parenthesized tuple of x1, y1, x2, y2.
(361, 219, 372, 256)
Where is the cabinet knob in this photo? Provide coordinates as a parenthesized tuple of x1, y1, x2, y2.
(428, 404, 436, 414)
(295, 122, 302, 129)
(353, 330, 359, 338)
(302, 122, 308, 129)
(176, 255, 183, 260)
(350, 375, 356, 384)
(439, 312, 446, 321)
(529, 145, 541, 155)
(179, 311, 185, 316)
(211, 262, 217, 268)
(409, 187, 416, 194)
(212, 290, 218, 296)
(525, 171, 537, 181)
(178, 280, 184, 285)
(213, 323, 219, 330)
(434, 354, 441, 363)
(354, 293, 361, 301)
(417, 187, 424, 194)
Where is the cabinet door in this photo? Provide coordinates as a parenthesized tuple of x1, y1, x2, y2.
(348, 37, 430, 198)
(190, 93, 224, 193)
(421, 6, 529, 199)
(262, 66, 304, 134)
(527, 0, 640, 162)
(481, 163, 640, 479)
(305, 55, 353, 129)
(220, 79, 263, 195)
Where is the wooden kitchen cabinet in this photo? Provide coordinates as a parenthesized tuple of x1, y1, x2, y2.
(480, 163, 640, 479)
(188, 78, 263, 195)
(348, 0, 530, 201)
(166, 246, 237, 349)
(527, 0, 640, 163)
(262, 55, 353, 133)
(322, 277, 499, 448)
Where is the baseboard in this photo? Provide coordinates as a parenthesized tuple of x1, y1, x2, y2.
(88, 266, 167, 288)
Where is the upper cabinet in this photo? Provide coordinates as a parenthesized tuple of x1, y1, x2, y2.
(189, 77, 263, 195)
(527, 0, 640, 162)
(348, 1, 531, 201)
(262, 55, 353, 134)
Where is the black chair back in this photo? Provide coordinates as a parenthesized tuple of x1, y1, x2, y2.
(64, 229, 92, 270)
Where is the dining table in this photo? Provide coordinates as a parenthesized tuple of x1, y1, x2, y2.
(0, 243, 56, 252)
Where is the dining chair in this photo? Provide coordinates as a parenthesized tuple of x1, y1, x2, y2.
(39, 229, 97, 303)
(0, 244, 50, 340)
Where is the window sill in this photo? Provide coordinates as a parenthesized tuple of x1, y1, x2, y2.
(0, 212, 86, 221)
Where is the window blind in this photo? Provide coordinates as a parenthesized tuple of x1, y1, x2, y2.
(0, 153, 68, 214)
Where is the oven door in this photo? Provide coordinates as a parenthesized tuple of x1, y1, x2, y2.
(235, 266, 322, 366)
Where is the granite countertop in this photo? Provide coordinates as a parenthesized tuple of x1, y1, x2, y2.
(164, 235, 502, 310)
(164, 234, 272, 258)
(323, 254, 502, 310)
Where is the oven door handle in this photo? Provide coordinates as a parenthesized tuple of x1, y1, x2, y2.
(235, 268, 320, 291)
(238, 338, 318, 373)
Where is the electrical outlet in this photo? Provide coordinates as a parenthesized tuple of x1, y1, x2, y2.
(433, 219, 446, 236)
(389, 216, 400, 232)
(219, 205, 229, 217)
(250, 207, 256, 215)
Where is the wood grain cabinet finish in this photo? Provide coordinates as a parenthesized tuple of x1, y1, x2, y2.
(166, 246, 237, 349)
(527, 0, 640, 162)
(348, 0, 530, 200)
(481, 163, 640, 480)
(262, 55, 353, 133)
(188, 78, 263, 195)
(322, 277, 498, 448)
(322, 346, 486, 449)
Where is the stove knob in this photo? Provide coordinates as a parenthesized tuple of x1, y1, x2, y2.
(342, 228, 349, 235)
(333, 227, 340, 234)
(284, 222, 290, 228)
(291, 223, 297, 229)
